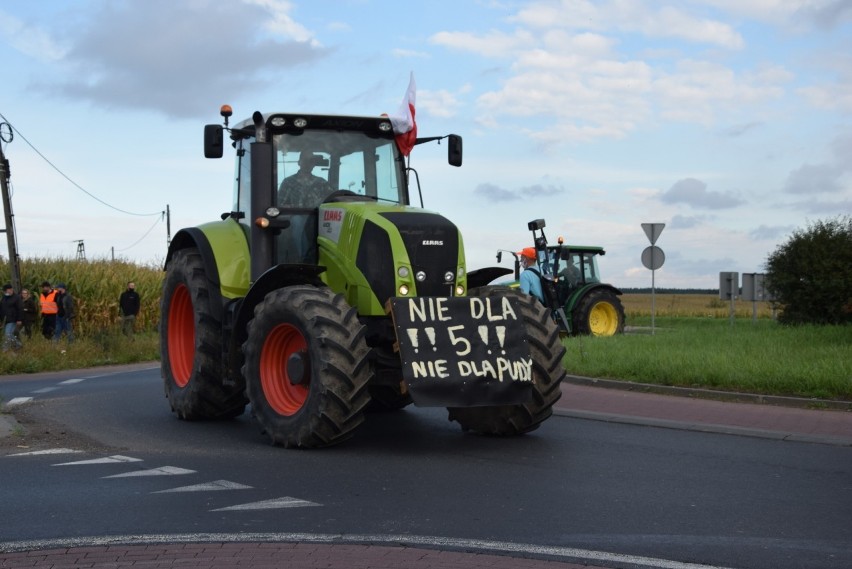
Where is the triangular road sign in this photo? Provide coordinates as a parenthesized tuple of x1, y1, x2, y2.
(642, 223, 665, 245)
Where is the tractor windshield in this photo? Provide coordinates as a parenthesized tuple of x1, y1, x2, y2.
(554, 250, 602, 287)
(274, 130, 406, 205)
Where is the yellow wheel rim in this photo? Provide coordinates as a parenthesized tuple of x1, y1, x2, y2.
(588, 301, 619, 336)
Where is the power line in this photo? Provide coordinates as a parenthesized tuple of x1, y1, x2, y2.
(0, 111, 162, 217)
(115, 214, 163, 251)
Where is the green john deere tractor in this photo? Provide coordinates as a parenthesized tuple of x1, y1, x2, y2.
(498, 221, 626, 337)
(160, 106, 566, 448)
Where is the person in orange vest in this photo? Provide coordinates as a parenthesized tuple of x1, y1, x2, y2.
(39, 281, 58, 339)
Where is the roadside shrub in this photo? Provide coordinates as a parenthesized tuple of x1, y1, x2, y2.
(765, 215, 852, 325)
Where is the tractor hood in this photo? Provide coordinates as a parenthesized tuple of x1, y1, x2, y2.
(317, 202, 468, 316)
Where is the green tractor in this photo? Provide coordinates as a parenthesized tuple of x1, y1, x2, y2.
(498, 222, 626, 337)
(160, 106, 566, 448)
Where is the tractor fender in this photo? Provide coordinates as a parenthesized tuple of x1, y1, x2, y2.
(467, 266, 513, 289)
(229, 264, 327, 362)
(166, 220, 252, 300)
(564, 282, 622, 313)
(165, 227, 226, 323)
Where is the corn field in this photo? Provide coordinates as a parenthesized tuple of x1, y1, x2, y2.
(1, 257, 164, 337)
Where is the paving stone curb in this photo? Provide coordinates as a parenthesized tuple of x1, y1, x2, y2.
(564, 375, 852, 411)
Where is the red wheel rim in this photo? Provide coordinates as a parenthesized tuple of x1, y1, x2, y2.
(260, 323, 309, 415)
(167, 284, 195, 387)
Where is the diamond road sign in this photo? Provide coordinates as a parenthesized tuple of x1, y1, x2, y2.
(642, 223, 665, 245)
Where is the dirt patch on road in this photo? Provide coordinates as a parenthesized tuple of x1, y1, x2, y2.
(0, 402, 116, 456)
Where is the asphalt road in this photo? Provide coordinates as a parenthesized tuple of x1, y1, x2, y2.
(1, 365, 851, 569)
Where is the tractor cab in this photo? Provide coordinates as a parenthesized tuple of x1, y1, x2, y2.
(548, 244, 606, 303)
(217, 113, 411, 268)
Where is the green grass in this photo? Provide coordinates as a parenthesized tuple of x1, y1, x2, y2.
(0, 331, 160, 375)
(564, 318, 852, 400)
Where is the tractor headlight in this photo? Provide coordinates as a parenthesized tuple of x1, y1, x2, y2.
(266, 207, 280, 217)
(444, 271, 454, 282)
(415, 271, 427, 282)
(455, 285, 465, 296)
(398, 266, 410, 278)
(293, 117, 308, 128)
(399, 284, 410, 296)
(457, 267, 465, 278)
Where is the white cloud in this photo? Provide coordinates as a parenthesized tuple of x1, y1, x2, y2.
(392, 48, 431, 58)
(661, 178, 746, 209)
(512, 0, 744, 49)
(244, 0, 319, 44)
(798, 83, 852, 112)
(430, 29, 536, 57)
(29, 0, 330, 118)
(700, 0, 852, 29)
(418, 89, 463, 118)
(0, 8, 65, 61)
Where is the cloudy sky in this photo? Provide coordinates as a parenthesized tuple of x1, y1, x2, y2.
(1, 0, 850, 289)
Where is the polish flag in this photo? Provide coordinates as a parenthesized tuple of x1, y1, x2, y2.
(389, 72, 417, 156)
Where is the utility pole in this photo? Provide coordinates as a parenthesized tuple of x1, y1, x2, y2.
(0, 122, 22, 291)
(166, 204, 171, 246)
(74, 239, 86, 261)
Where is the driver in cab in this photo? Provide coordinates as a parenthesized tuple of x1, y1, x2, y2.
(278, 151, 335, 209)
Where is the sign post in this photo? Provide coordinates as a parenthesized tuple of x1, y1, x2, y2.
(719, 272, 739, 326)
(641, 223, 665, 335)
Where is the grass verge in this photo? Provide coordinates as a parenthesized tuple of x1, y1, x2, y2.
(563, 317, 851, 401)
(0, 331, 159, 375)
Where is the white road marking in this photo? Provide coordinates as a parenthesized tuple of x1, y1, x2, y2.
(5, 397, 33, 406)
(31, 387, 59, 394)
(154, 480, 252, 493)
(59, 378, 86, 385)
(0, 533, 739, 568)
(104, 466, 196, 478)
(8, 448, 84, 456)
(54, 455, 143, 466)
(212, 497, 320, 511)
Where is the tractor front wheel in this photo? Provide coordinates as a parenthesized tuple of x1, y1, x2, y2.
(573, 289, 625, 337)
(242, 285, 371, 448)
(160, 247, 247, 420)
(447, 287, 566, 436)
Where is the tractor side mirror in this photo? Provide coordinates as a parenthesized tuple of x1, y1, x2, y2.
(204, 124, 223, 159)
(447, 134, 463, 167)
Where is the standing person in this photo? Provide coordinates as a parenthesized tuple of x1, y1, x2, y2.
(119, 281, 140, 336)
(19, 288, 38, 338)
(0, 284, 24, 351)
(53, 283, 75, 342)
(517, 247, 545, 304)
(39, 281, 58, 339)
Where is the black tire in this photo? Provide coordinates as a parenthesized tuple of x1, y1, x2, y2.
(160, 248, 247, 420)
(242, 285, 372, 448)
(572, 288, 625, 337)
(447, 287, 566, 435)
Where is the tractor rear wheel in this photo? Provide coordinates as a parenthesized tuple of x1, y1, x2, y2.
(160, 247, 247, 420)
(573, 289, 625, 336)
(242, 285, 372, 448)
(447, 287, 566, 436)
